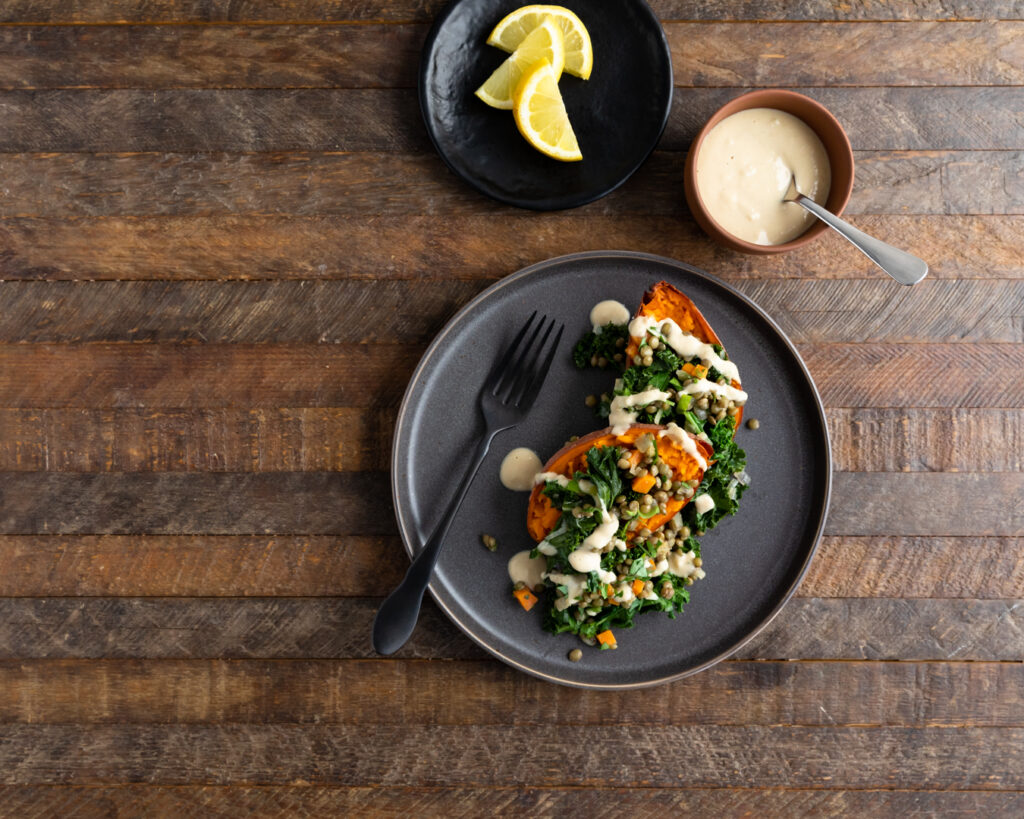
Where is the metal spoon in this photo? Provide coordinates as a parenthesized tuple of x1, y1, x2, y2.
(783, 175, 928, 286)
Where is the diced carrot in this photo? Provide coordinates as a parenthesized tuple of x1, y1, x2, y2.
(604, 584, 614, 598)
(631, 579, 644, 596)
(681, 362, 709, 379)
(632, 473, 657, 493)
(596, 629, 617, 648)
(627, 449, 643, 468)
(513, 587, 538, 611)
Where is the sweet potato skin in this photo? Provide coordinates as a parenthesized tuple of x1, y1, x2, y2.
(526, 424, 712, 542)
(625, 280, 744, 428)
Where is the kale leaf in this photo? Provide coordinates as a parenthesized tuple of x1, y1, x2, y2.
(572, 323, 629, 369)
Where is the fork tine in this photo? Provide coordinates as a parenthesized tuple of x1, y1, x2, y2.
(503, 316, 555, 404)
(483, 311, 536, 395)
(514, 323, 563, 409)
(493, 313, 548, 400)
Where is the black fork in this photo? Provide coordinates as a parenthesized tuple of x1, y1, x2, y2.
(372, 312, 564, 655)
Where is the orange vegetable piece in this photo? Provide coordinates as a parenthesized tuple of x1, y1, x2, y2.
(596, 629, 617, 648)
(604, 584, 614, 598)
(631, 579, 645, 596)
(631, 473, 657, 493)
(625, 281, 743, 428)
(526, 424, 711, 543)
(513, 587, 538, 611)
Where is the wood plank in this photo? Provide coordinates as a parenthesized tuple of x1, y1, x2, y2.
(0, 343, 1020, 409)
(0, 281, 480, 344)
(0, 533, 1021, 599)
(0, 151, 1019, 217)
(0, 724, 1021, 787)
(2, 0, 1020, 24)
(828, 473, 1024, 536)
(803, 537, 1024, 598)
(0, 535, 400, 596)
(0, 408, 396, 472)
(1, 23, 1020, 89)
(0, 473, 394, 535)
(0, 214, 1019, 282)
(0, 597, 1019, 661)
(2, 406, 1020, 474)
(1, 658, 1022, 727)
(1, 280, 1023, 345)
(0, 344, 419, 408)
(0, 25, 425, 90)
(667, 22, 1024, 86)
(828, 409, 1024, 472)
(0, 787, 1021, 819)
(802, 344, 1024, 409)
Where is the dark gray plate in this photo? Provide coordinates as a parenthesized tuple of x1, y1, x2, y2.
(419, 0, 673, 210)
(391, 251, 830, 688)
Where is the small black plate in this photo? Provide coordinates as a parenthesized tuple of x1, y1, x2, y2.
(391, 251, 831, 689)
(419, 0, 673, 210)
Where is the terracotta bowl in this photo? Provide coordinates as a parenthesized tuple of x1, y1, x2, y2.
(684, 89, 855, 255)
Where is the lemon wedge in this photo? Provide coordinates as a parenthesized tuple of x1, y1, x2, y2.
(513, 59, 582, 162)
(487, 5, 593, 80)
(475, 18, 565, 110)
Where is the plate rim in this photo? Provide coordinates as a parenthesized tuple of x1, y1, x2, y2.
(390, 249, 832, 689)
(417, 0, 675, 211)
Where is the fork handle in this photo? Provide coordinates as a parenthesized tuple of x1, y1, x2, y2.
(372, 431, 495, 655)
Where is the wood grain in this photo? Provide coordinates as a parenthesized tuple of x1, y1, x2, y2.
(0, 787, 1022, 819)
(0, 344, 419, 408)
(0, 152, 1017, 227)
(1, 23, 1020, 89)
(0, 214, 1019, 281)
(0, 724, 1022, 787)
(803, 537, 1024, 598)
(0, 25, 426, 90)
(0, 597, 1020, 661)
(3, 0, 1020, 23)
(0, 408, 396, 472)
(0, 659, 1021, 727)
(0, 343, 1020, 409)
(0, 473, 394, 535)
(1, 279, 1022, 344)
(2, 407, 1019, 474)
(828, 409, 1024, 472)
(0, 534, 1021, 599)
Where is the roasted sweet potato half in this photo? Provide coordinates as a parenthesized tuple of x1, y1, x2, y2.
(625, 281, 743, 427)
(526, 424, 712, 542)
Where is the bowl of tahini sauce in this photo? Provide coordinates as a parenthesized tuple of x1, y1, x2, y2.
(684, 90, 854, 254)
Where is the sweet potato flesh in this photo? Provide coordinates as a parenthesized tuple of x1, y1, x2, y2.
(526, 424, 711, 543)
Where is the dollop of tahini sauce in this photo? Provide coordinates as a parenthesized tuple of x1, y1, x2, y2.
(695, 108, 831, 245)
(499, 447, 543, 491)
(589, 299, 630, 330)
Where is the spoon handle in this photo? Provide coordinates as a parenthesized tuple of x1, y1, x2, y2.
(794, 195, 928, 286)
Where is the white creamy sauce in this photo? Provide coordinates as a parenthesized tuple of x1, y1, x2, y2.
(680, 378, 748, 403)
(499, 447, 543, 491)
(534, 471, 570, 488)
(659, 422, 708, 470)
(668, 549, 706, 580)
(568, 510, 619, 574)
(507, 550, 547, 589)
(545, 571, 587, 611)
(649, 558, 669, 577)
(589, 299, 630, 331)
(608, 388, 672, 435)
(695, 107, 832, 246)
(628, 315, 741, 384)
(615, 582, 635, 603)
(694, 493, 716, 515)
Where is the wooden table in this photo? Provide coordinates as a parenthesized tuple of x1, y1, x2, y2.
(0, 1, 1022, 815)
